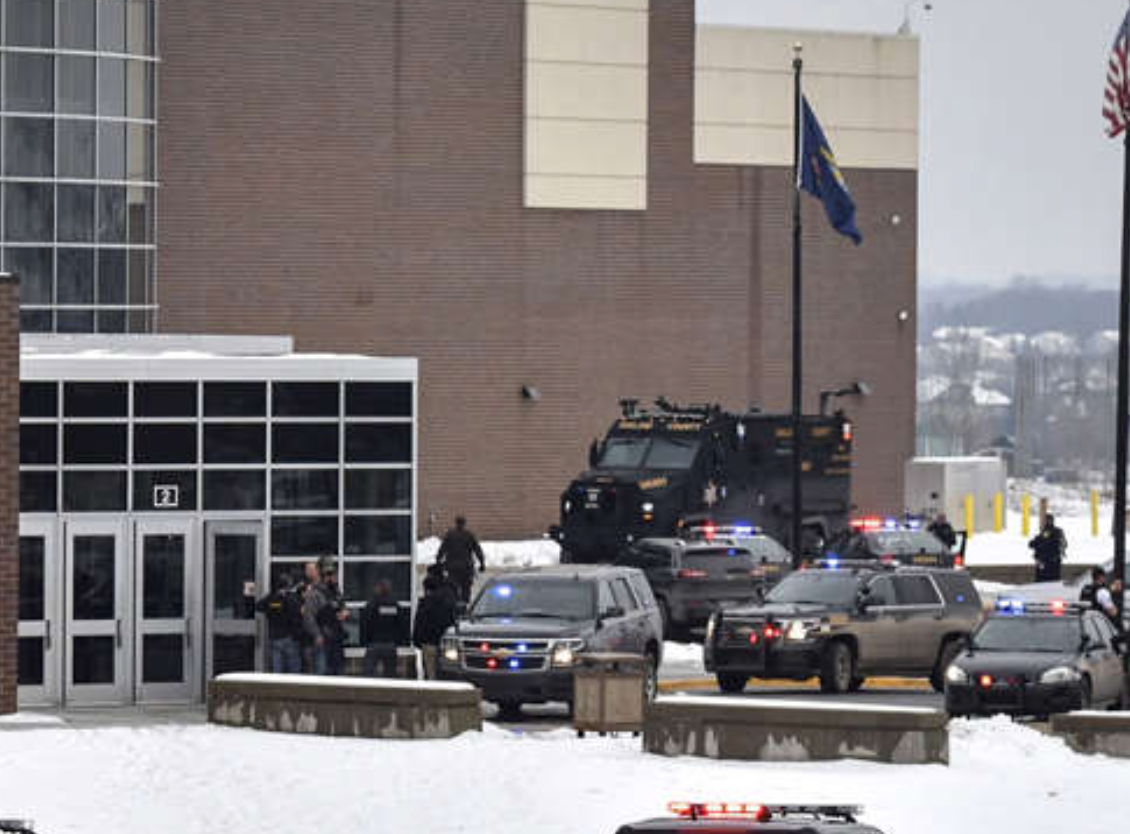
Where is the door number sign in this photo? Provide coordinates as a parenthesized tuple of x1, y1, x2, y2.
(153, 485, 180, 509)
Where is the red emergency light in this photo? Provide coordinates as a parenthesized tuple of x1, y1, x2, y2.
(1050, 600, 1066, 615)
(763, 625, 781, 640)
(978, 674, 993, 688)
(701, 522, 718, 542)
(678, 568, 708, 579)
(668, 803, 771, 822)
(850, 517, 883, 532)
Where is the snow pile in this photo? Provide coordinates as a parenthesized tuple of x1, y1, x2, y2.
(964, 510, 1120, 567)
(417, 536, 561, 569)
(0, 715, 1122, 834)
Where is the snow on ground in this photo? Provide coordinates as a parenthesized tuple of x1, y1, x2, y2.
(418, 536, 562, 569)
(0, 716, 1122, 834)
(964, 511, 1119, 568)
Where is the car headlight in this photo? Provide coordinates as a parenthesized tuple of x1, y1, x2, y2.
(441, 636, 460, 664)
(1039, 666, 1081, 685)
(785, 620, 818, 641)
(641, 502, 654, 513)
(945, 664, 969, 685)
(551, 639, 585, 668)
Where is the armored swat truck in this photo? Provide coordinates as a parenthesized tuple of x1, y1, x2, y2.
(551, 399, 853, 563)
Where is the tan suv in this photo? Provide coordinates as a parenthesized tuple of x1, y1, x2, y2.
(704, 566, 983, 694)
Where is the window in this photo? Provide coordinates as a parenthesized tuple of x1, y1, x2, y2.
(204, 424, 265, 464)
(134, 383, 197, 418)
(56, 310, 93, 332)
(58, 186, 96, 243)
(58, 120, 96, 178)
(4, 52, 53, 112)
(98, 186, 126, 242)
(344, 516, 410, 556)
(9, 248, 52, 305)
(98, 121, 126, 179)
(20, 382, 57, 418)
(271, 517, 339, 557)
(60, 0, 96, 50)
(868, 576, 897, 606)
(64, 471, 126, 511)
(4, 117, 53, 176)
(272, 424, 338, 464)
(345, 424, 411, 463)
(64, 424, 127, 464)
(126, 63, 153, 121)
(133, 470, 197, 512)
(5, 0, 54, 47)
(893, 576, 942, 606)
(597, 582, 616, 615)
(204, 382, 265, 417)
(19, 423, 56, 465)
(343, 561, 411, 603)
(20, 311, 52, 332)
(57, 248, 95, 304)
(97, 250, 126, 304)
(127, 123, 153, 180)
(127, 0, 153, 56)
(20, 471, 57, 512)
(134, 424, 197, 465)
(203, 470, 265, 511)
(344, 469, 410, 509)
(611, 578, 638, 612)
(272, 469, 339, 510)
(59, 56, 97, 115)
(98, 0, 126, 52)
(19, 537, 46, 620)
(5, 183, 53, 242)
(272, 382, 339, 417)
(127, 186, 153, 244)
(627, 573, 655, 608)
(346, 382, 412, 417)
(64, 382, 127, 417)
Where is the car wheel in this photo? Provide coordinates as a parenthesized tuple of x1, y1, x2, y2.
(820, 641, 855, 694)
(717, 672, 748, 694)
(496, 701, 523, 721)
(1080, 676, 1093, 711)
(931, 638, 964, 693)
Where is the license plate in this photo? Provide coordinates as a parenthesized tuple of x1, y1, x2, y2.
(913, 555, 939, 565)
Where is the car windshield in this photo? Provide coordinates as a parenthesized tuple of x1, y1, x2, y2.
(765, 572, 858, 605)
(598, 436, 700, 470)
(973, 617, 1082, 653)
(472, 579, 595, 621)
(684, 548, 756, 575)
(868, 531, 946, 554)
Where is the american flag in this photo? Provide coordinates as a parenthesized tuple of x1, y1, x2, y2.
(1105, 10, 1130, 138)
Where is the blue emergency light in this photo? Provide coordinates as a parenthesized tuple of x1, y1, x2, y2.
(996, 598, 1025, 615)
(492, 584, 514, 599)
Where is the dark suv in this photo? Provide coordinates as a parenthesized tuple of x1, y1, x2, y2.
(615, 538, 769, 638)
(617, 805, 882, 834)
(438, 565, 664, 718)
(826, 520, 956, 568)
(705, 566, 982, 694)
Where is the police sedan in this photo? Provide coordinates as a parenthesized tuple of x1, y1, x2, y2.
(615, 805, 883, 834)
(945, 600, 1128, 717)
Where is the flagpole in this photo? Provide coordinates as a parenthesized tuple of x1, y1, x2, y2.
(791, 43, 805, 569)
(1115, 126, 1129, 621)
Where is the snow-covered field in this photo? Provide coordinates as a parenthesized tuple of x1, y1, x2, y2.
(418, 536, 562, 569)
(0, 716, 1120, 834)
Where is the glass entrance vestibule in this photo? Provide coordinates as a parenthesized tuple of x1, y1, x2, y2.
(16, 335, 419, 707)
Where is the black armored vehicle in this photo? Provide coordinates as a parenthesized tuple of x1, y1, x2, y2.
(551, 399, 854, 563)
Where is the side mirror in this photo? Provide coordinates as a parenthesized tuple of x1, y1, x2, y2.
(855, 589, 873, 612)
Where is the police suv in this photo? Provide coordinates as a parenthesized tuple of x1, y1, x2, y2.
(616, 804, 883, 834)
(704, 565, 982, 694)
(825, 517, 958, 569)
(945, 599, 1128, 717)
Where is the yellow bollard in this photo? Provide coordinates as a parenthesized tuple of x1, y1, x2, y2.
(1021, 494, 1031, 537)
(1091, 490, 1100, 537)
(964, 494, 975, 539)
(993, 493, 1003, 533)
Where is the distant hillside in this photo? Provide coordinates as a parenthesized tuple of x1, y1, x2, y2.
(920, 280, 1118, 341)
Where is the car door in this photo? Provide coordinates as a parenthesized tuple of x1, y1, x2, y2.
(891, 574, 947, 671)
(594, 580, 628, 652)
(857, 575, 901, 672)
(610, 576, 647, 654)
(1083, 614, 1123, 703)
(626, 571, 663, 646)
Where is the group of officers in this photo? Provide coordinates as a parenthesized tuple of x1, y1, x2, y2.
(254, 516, 487, 680)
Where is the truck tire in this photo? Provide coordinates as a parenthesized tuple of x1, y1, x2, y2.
(930, 638, 964, 693)
(717, 672, 748, 694)
(819, 641, 855, 694)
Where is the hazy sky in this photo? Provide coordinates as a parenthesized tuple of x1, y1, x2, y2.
(698, 0, 1129, 289)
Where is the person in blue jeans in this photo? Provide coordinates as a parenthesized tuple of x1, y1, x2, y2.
(255, 573, 304, 673)
(301, 561, 333, 675)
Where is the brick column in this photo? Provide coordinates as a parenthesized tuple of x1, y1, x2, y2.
(0, 273, 18, 714)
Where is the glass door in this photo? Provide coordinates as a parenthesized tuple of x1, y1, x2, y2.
(17, 519, 60, 706)
(205, 522, 264, 680)
(134, 520, 199, 703)
(65, 520, 130, 705)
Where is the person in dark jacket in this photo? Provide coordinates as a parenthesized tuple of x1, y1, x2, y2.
(927, 513, 958, 550)
(436, 515, 486, 602)
(1029, 514, 1067, 582)
(301, 561, 333, 674)
(1081, 567, 1122, 629)
(255, 573, 304, 674)
(320, 561, 349, 676)
(413, 576, 457, 679)
(361, 580, 401, 678)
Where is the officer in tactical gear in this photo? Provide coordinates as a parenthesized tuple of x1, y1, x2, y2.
(413, 576, 457, 679)
(319, 559, 349, 676)
(437, 515, 486, 603)
(255, 572, 304, 673)
(301, 560, 333, 674)
(361, 579, 401, 678)
(1081, 566, 1122, 630)
(927, 513, 958, 551)
(1029, 513, 1067, 582)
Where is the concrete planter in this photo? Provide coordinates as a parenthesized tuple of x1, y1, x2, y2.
(208, 674, 482, 739)
(1050, 711, 1130, 758)
(643, 696, 949, 764)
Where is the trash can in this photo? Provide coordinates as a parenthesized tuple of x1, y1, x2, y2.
(573, 652, 648, 737)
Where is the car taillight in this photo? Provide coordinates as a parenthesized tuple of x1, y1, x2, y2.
(678, 569, 708, 579)
(978, 674, 993, 688)
(954, 554, 965, 569)
(763, 625, 781, 640)
(668, 803, 771, 822)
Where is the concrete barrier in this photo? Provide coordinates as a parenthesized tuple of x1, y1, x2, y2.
(208, 673, 482, 739)
(1050, 711, 1130, 758)
(643, 696, 949, 764)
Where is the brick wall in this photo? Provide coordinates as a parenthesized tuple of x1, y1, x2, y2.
(0, 273, 18, 714)
(157, 0, 916, 538)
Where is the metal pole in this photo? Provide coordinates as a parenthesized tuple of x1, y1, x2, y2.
(791, 46, 805, 569)
(1114, 128, 1130, 621)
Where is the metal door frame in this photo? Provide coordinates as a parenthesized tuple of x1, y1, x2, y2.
(17, 518, 61, 707)
(204, 520, 265, 682)
(134, 518, 200, 704)
(64, 518, 131, 706)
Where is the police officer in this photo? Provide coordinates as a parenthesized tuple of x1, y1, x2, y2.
(928, 513, 958, 550)
(361, 579, 401, 678)
(301, 560, 333, 674)
(1028, 513, 1067, 582)
(436, 515, 486, 603)
(1081, 567, 1121, 629)
(319, 559, 349, 676)
(255, 573, 304, 673)
(413, 576, 457, 679)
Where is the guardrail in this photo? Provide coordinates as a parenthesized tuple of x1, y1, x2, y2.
(1049, 711, 1130, 758)
(643, 696, 949, 764)
(208, 673, 482, 739)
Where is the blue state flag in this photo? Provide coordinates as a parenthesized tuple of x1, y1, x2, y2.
(799, 96, 862, 245)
